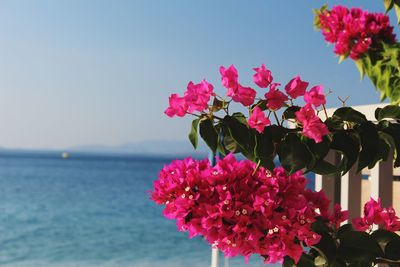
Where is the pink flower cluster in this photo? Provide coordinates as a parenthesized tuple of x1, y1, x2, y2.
(151, 154, 343, 264)
(165, 80, 215, 117)
(295, 104, 329, 143)
(319, 5, 396, 59)
(165, 64, 330, 143)
(352, 198, 400, 232)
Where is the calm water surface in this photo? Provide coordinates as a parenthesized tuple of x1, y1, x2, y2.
(0, 152, 311, 266)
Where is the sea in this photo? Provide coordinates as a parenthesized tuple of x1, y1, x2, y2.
(0, 151, 315, 267)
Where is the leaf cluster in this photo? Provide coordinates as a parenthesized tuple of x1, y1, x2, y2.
(283, 220, 400, 267)
(189, 105, 400, 175)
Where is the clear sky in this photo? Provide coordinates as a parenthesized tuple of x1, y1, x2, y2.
(0, 0, 397, 149)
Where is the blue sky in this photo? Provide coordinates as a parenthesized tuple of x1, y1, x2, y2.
(0, 0, 397, 149)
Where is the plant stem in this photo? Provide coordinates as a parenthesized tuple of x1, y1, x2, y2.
(322, 104, 329, 120)
(273, 111, 281, 126)
(252, 159, 261, 175)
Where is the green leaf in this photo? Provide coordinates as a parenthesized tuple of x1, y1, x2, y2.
(325, 117, 345, 131)
(385, 235, 400, 260)
(231, 112, 247, 124)
(251, 100, 267, 111)
(367, 133, 391, 168)
(313, 4, 328, 30)
(210, 97, 225, 112)
(283, 256, 295, 267)
(282, 106, 301, 120)
(338, 231, 384, 263)
(332, 107, 367, 124)
(223, 115, 253, 159)
(222, 130, 240, 154)
(356, 122, 379, 172)
(254, 127, 276, 170)
(338, 54, 347, 63)
(283, 254, 317, 267)
(312, 216, 331, 235)
(382, 123, 400, 167)
(375, 108, 382, 121)
(337, 223, 354, 239)
(355, 59, 366, 79)
(384, 0, 395, 12)
(188, 118, 200, 149)
(358, 43, 400, 104)
(307, 136, 330, 161)
(375, 105, 400, 121)
(312, 160, 340, 175)
(330, 131, 360, 174)
(268, 125, 290, 143)
(223, 115, 249, 149)
(199, 118, 219, 154)
(298, 254, 318, 267)
(254, 129, 275, 160)
(371, 229, 400, 249)
(278, 132, 313, 174)
(312, 232, 337, 265)
(395, 3, 400, 24)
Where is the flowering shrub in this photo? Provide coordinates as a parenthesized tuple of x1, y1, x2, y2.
(165, 64, 400, 175)
(151, 154, 348, 264)
(152, 2, 400, 266)
(318, 5, 396, 59)
(153, 63, 400, 266)
(314, 4, 400, 104)
(151, 155, 400, 266)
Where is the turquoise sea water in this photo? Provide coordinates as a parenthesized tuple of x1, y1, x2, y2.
(0, 152, 314, 267)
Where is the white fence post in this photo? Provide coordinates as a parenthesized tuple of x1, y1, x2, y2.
(315, 151, 341, 211)
(211, 248, 219, 267)
(370, 151, 394, 209)
(340, 164, 362, 221)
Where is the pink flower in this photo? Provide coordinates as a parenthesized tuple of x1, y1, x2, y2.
(331, 204, 349, 228)
(296, 104, 329, 143)
(284, 76, 309, 99)
(318, 5, 396, 59)
(363, 198, 383, 225)
(247, 106, 271, 133)
(184, 80, 214, 113)
(303, 120, 329, 143)
(304, 85, 326, 107)
(264, 84, 288, 110)
(352, 198, 400, 232)
(220, 65, 238, 96)
(253, 64, 273, 88)
(150, 154, 330, 264)
(381, 207, 400, 232)
(164, 94, 188, 117)
(352, 217, 370, 231)
(232, 84, 256, 106)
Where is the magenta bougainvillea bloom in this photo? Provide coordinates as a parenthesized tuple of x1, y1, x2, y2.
(264, 84, 288, 110)
(352, 198, 400, 232)
(319, 5, 396, 59)
(184, 80, 215, 113)
(220, 65, 239, 95)
(253, 64, 273, 88)
(164, 93, 188, 117)
(247, 106, 271, 133)
(284, 76, 309, 99)
(150, 154, 342, 264)
(295, 104, 329, 143)
(232, 84, 257, 106)
(304, 85, 326, 107)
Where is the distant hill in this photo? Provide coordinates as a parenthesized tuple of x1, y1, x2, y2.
(68, 140, 209, 156)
